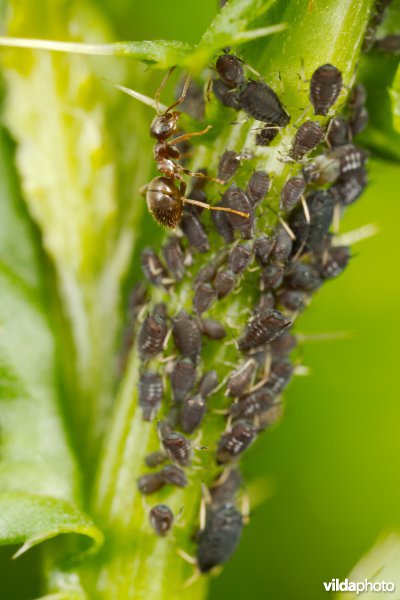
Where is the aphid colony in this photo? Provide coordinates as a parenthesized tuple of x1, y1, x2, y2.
(120, 51, 369, 574)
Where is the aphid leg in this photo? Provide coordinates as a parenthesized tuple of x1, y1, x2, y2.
(241, 489, 251, 526)
(182, 569, 201, 588)
(300, 194, 311, 223)
(177, 548, 197, 566)
(155, 66, 177, 114)
(166, 72, 192, 113)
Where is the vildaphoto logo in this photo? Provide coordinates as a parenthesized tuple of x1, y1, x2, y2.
(323, 579, 396, 595)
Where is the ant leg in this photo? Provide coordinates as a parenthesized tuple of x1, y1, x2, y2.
(177, 165, 223, 185)
(182, 197, 250, 219)
(139, 183, 149, 196)
(155, 66, 176, 114)
(171, 125, 212, 146)
(165, 72, 192, 113)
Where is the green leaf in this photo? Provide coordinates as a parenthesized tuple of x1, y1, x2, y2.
(389, 64, 400, 134)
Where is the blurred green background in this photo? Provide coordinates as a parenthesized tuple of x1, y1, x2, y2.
(1, 0, 400, 598)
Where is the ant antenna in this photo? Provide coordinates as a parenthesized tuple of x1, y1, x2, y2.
(155, 66, 176, 114)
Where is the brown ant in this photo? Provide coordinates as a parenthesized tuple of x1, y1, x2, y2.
(138, 69, 250, 229)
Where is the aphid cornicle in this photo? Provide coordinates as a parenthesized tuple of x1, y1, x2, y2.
(238, 308, 291, 351)
(253, 235, 274, 266)
(162, 236, 185, 280)
(172, 310, 202, 361)
(214, 269, 237, 299)
(280, 176, 306, 213)
(216, 53, 245, 88)
(228, 243, 253, 273)
(149, 504, 174, 536)
(170, 358, 197, 403)
(193, 282, 217, 314)
(199, 318, 227, 340)
(198, 370, 219, 397)
(137, 309, 168, 360)
(138, 371, 163, 421)
(181, 211, 210, 253)
(216, 420, 258, 464)
(197, 503, 243, 572)
(246, 170, 271, 206)
(159, 423, 192, 466)
(238, 80, 290, 126)
(255, 125, 279, 146)
(309, 64, 343, 116)
(289, 120, 324, 160)
(218, 150, 242, 183)
(226, 359, 257, 398)
(222, 185, 253, 239)
(181, 393, 206, 434)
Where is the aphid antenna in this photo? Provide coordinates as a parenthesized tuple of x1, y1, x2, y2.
(102, 77, 168, 113)
(177, 548, 197, 566)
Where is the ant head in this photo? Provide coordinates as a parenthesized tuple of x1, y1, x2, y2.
(150, 111, 179, 141)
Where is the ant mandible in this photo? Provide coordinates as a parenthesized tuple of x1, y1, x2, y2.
(141, 68, 250, 229)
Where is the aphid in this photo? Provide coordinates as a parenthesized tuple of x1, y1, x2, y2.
(261, 263, 284, 290)
(193, 283, 217, 314)
(198, 370, 219, 397)
(137, 472, 166, 495)
(348, 83, 367, 111)
(138, 371, 163, 421)
(290, 189, 335, 252)
(229, 386, 276, 420)
(277, 289, 305, 311)
(246, 170, 271, 206)
(285, 262, 322, 291)
(258, 291, 276, 310)
(199, 318, 227, 340)
(170, 358, 197, 403)
(253, 235, 274, 266)
(141, 247, 168, 286)
(316, 245, 351, 279)
(310, 64, 343, 116)
(159, 424, 192, 466)
(197, 503, 243, 572)
(216, 420, 258, 463)
(228, 243, 253, 273)
(126, 282, 148, 321)
(330, 168, 367, 205)
(218, 150, 242, 183)
(271, 226, 293, 263)
(330, 144, 368, 180)
(270, 331, 297, 355)
(145, 451, 168, 468)
(226, 359, 257, 397)
(376, 34, 400, 53)
(181, 393, 206, 434)
(211, 204, 235, 243)
(214, 269, 237, 299)
(137, 309, 168, 360)
(209, 469, 243, 505)
(326, 117, 350, 147)
(222, 185, 253, 239)
(238, 80, 290, 126)
(160, 464, 188, 487)
(181, 211, 210, 253)
(149, 504, 174, 536)
(213, 78, 241, 110)
(238, 308, 291, 351)
(172, 310, 202, 360)
(302, 154, 341, 185)
(280, 176, 306, 213)
(265, 357, 294, 395)
(255, 125, 279, 146)
(195, 263, 217, 285)
(216, 52, 245, 88)
(289, 120, 324, 160)
(349, 106, 368, 137)
(162, 236, 185, 280)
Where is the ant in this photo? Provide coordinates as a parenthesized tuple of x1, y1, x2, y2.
(139, 68, 250, 229)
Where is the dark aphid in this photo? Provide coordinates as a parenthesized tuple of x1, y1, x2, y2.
(310, 64, 343, 116)
(349, 106, 368, 137)
(255, 125, 279, 146)
(229, 386, 275, 421)
(253, 235, 274, 266)
(160, 425, 192, 466)
(330, 144, 368, 180)
(214, 269, 237, 299)
(127, 282, 148, 321)
(271, 226, 293, 263)
(285, 262, 322, 291)
(145, 451, 168, 468)
(280, 176, 306, 213)
(196, 263, 217, 285)
(172, 310, 202, 361)
(216, 420, 258, 463)
(261, 263, 284, 290)
(265, 357, 294, 395)
(138, 371, 163, 421)
(330, 168, 367, 206)
(290, 189, 335, 252)
(222, 186, 253, 239)
(137, 310, 168, 360)
(197, 503, 243, 572)
(277, 289, 305, 311)
(218, 150, 242, 183)
(258, 291, 276, 310)
(376, 34, 400, 53)
(170, 358, 197, 403)
(193, 282, 217, 314)
(209, 469, 243, 506)
(181, 211, 210, 253)
(302, 154, 341, 185)
(160, 464, 188, 488)
(228, 243, 253, 273)
(289, 120, 324, 160)
(149, 504, 174, 536)
(238, 308, 291, 351)
(181, 393, 206, 434)
(141, 247, 168, 286)
(199, 370, 219, 397)
(137, 472, 166, 495)
(270, 331, 297, 355)
(226, 359, 257, 397)
(327, 117, 350, 147)
(348, 83, 367, 111)
(213, 78, 241, 110)
(216, 53, 245, 88)
(199, 318, 227, 340)
(239, 80, 290, 126)
(185, 172, 208, 217)
(316, 245, 351, 279)
(211, 204, 235, 243)
(162, 236, 185, 280)
(246, 170, 271, 206)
